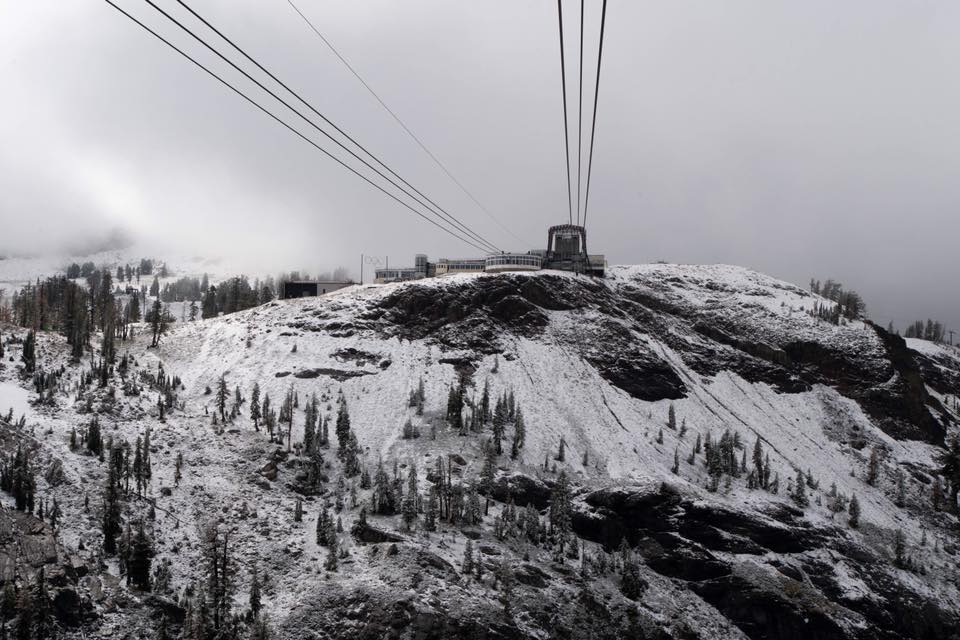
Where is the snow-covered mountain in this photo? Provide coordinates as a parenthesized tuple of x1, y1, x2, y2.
(1, 264, 958, 639)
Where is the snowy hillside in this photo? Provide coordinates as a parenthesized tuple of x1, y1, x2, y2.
(0, 264, 958, 639)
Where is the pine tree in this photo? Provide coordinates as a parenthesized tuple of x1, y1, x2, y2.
(128, 520, 154, 591)
(341, 431, 362, 478)
(867, 447, 880, 486)
(498, 560, 515, 617)
(895, 469, 906, 507)
(325, 535, 338, 572)
(656, 429, 663, 445)
(174, 452, 183, 487)
(556, 437, 566, 462)
(549, 472, 572, 554)
(752, 436, 763, 479)
(402, 463, 418, 530)
(216, 374, 228, 422)
(249, 566, 262, 618)
(667, 403, 676, 430)
(937, 436, 960, 507)
(894, 529, 906, 568)
(250, 382, 261, 430)
(932, 476, 944, 511)
(481, 441, 498, 497)
(102, 463, 122, 555)
(372, 459, 395, 515)
(462, 539, 474, 575)
(133, 436, 145, 496)
(620, 548, 646, 600)
(335, 396, 351, 450)
(425, 486, 438, 532)
(671, 447, 679, 474)
(792, 469, 809, 508)
(149, 300, 166, 347)
(21, 330, 36, 374)
(848, 494, 861, 528)
(303, 398, 317, 453)
(511, 409, 526, 459)
(29, 568, 52, 640)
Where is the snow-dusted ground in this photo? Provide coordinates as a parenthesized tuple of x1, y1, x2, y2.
(0, 380, 30, 420)
(0, 261, 957, 638)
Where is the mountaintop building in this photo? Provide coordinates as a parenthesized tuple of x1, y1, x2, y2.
(374, 224, 604, 283)
(280, 280, 354, 299)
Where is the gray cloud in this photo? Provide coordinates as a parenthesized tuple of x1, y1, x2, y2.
(1, 0, 958, 332)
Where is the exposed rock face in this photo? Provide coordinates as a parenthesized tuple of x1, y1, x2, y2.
(366, 268, 949, 444)
(572, 483, 960, 640)
(0, 509, 88, 626)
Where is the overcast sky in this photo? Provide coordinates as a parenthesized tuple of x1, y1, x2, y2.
(2, 1, 959, 332)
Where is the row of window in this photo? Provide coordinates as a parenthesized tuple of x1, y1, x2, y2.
(443, 263, 485, 271)
(485, 254, 543, 268)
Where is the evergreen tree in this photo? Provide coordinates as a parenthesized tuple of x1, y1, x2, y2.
(128, 294, 141, 322)
(21, 330, 36, 374)
(480, 441, 498, 498)
(303, 396, 317, 453)
(128, 520, 154, 591)
(446, 386, 464, 432)
(894, 529, 906, 568)
(341, 431, 362, 478)
(335, 397, 351, 450)
(249, 566, 262, 618)
(10, 446, 35, 513)
(511, 409, 526, 459)
(497, 560, 515, 617)
(149, 300, 166, 347)
(848, 494, 861, 528)
(462, 539, 474, 575)
(936, 436, 960, 508)
(29, 568, 52, 640)
(102, 463, 122, 555)
(867, 447, 880, 486)
(174, 452, 183, 487)
(932, 476, 944, 512)
(492, 396, 507, 454)
(895, 469, 906, 508)
(324, 535, 338, 572)
(792, 469, 809, 508)
(667, 403, 676, 430)
(752, 436, 764, 479)
(402, 463, 418, 530)
(216, 374, 228, 422)
(201, 526, 234, 632)
(425, 486, 438, 532)
(549, 472, 572, 554)
(620, 548, 647, 600)
(372, 459, 396, 515)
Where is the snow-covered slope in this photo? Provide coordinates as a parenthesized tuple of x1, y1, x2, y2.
(1, 264, 958, 639)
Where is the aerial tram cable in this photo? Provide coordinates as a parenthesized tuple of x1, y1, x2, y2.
(556, 0, 574, 226)
(168, 0, 501, 254)
(576, 0, 584, 225)
(285, 0, 528, 248)
(581, 0, 607, 229)
(144, 0, 502, 254)
(102, 0, 492, 254)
